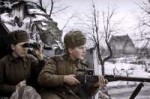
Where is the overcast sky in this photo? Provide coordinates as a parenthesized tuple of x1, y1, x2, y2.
(41, 0, 148, 39)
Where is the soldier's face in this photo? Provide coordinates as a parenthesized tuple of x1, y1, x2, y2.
(69, 45, 86, 60)
(11, 42, 28, 57)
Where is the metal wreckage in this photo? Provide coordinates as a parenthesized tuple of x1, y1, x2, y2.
(0, 20, 150, 99)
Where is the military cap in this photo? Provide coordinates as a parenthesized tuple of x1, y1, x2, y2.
(8, 30, 30, 45)
(64, 31, 86, 48)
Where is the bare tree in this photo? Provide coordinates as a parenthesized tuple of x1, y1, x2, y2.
(38, 0, 69, 18)
(88, 1, 122, 74)
(135, 1, 150, 58)
(136, 1, 150, 36)
(38, 0, 74, 31)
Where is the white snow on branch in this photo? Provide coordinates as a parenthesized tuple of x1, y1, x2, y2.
(33, 15, 48, 21)
(28, 9, 45, 15)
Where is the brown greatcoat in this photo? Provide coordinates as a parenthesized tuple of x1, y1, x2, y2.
(0, 54, 44, 97)
(38, 54, 99, 99)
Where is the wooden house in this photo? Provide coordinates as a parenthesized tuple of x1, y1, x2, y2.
(109, 35, 137, 57)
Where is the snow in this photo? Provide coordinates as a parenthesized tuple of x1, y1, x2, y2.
(104, 61, 150, 77)
(107, 81, 138, 87)
(4, 23, 16, 31)
(1, 13, 48, 32)
(54, 40, 63, 49)
(41, 27, 47, 30)
(4, 22, 26, 32)
(11, 1, 19, 7)
(32, 15, 48, 21)
(0, 13, 14, 22)
(0, 13, 44, 43)
(133, 39, 150, 48)
(23, 17, 32, 23)
(131, 70, 150, 77)
(23, 16, 48, 25)
(41, 22, 47, 26)
(102, 60, 150, 88)
(28, 9, 45, 15)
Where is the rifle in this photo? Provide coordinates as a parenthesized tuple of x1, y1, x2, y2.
(69, 69, 99, 98)
(104, 75, 150, 82)
(104, 74, 150, 99)
(76, 69, 150, 99)
(76, 69, 150, 83)
(75, 68, 150, 99)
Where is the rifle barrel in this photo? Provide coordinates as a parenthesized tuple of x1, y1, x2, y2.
(104, 75, 150, 82)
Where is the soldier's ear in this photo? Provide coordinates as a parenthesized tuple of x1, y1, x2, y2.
(68, 48, 73, 54)
(11, 44, 15, 51)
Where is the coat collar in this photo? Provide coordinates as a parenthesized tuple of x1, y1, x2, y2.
(8, 54, 27, 62)
(63, 54, 80, 63)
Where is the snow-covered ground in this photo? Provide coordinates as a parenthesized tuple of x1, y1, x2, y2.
(108, 83, 150, 99)
(99, 60, 150, 99)
(105, 61, 150, 77)
(104, 61, 150, 87)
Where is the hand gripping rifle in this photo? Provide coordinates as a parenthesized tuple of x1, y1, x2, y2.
(69, 69, 99, 98)
(76, 69, 99, 83)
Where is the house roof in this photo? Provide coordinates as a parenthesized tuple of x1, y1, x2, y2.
(109, 35, 130, 43)
(109, 35, 135, 50)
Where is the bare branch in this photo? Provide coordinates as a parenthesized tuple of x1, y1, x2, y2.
(103, 40, 112, 62)
(136, 2, 150, 14)
(39, 0, 43, 8)
(88, 1, 121, 74)
(61, 12, 76, 31)
(37, 0, 69, 18)
(49, 0, 54, 17)
(38, 0, 46, 13)
(52, 6, 69, 14)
